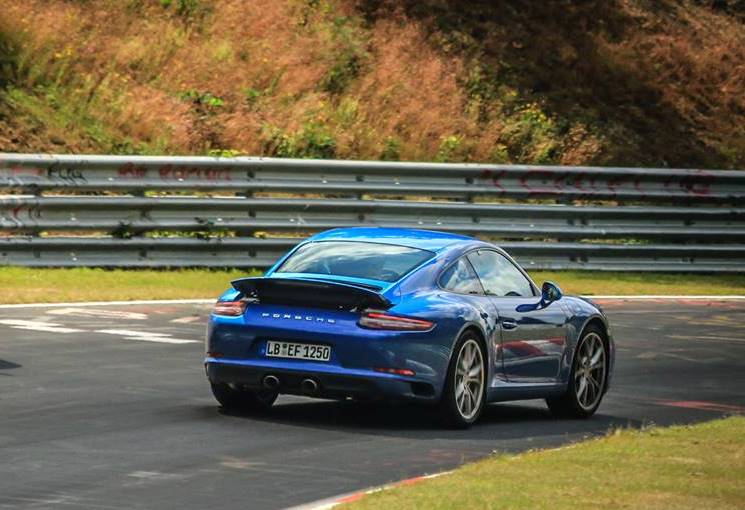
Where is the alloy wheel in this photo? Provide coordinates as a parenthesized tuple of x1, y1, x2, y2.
(454, 339, 484, 420)
(573, 332, 606, 411)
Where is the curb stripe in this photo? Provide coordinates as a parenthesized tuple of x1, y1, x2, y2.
(287, 471, 452, 510)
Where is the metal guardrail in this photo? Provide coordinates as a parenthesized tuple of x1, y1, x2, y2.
(1, 153, 743, 271)
(3, 153, 745, 202)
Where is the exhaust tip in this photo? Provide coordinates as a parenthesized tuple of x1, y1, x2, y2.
(263, 374, 280, 389)
(300, 378, 319, 394)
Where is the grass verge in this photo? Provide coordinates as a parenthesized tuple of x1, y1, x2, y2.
(0, 267, 255, 304)
(532, 270, 745, 296)
(340, 416, 745, 510)
(0, 268, 743, 305)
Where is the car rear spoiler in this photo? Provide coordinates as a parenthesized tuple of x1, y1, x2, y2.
(231, 277, 392, 311)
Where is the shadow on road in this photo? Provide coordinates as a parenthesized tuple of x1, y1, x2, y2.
(0, 359, 21, 376)
(211, 398, 642, 442)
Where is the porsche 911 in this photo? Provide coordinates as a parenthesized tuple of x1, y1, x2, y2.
(205, 227, 614, 428)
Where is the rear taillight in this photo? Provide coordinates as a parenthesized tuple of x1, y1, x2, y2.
(212, 300, 248, 317)
(358, 310, 434, 331)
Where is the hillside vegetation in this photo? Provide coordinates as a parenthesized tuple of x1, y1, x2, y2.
(0, 0, 743, 168)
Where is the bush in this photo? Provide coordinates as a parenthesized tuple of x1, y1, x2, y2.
(160, 0, 211, 23)
(262, 122, 337, 159)
(318, 16, 368, 95)
(180, 89, 224, 108)
(436, 135, 473, 162)
(380, 137, 401, 161)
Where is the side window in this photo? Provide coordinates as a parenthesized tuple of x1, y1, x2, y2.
(439, 257, 483, 294)
(466, 250, 534, 297)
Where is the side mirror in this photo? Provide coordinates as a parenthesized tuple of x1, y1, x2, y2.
(541, 281, 563, 303)
(516, 281, 564, 313)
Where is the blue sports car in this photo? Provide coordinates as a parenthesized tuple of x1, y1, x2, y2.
(205, 227, 614, 428)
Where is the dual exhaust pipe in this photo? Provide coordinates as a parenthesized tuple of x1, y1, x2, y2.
(262, 374, 280, 389)
(300, 378, 319, 394)
(262, 374, 319, 395)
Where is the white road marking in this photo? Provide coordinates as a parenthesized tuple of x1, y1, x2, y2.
(170, 316, 202, 324)
(47, 307, 148, 320)
(0, 319, 198, 346)
(123, 470, 191, 488)
(0, 319, 84, 334)
(95, 329, 199, 344)
(666, 334, 745, 343)
(126, 470, 188, 481)
(635, 351, 726, 363)
(0, 298, 213, 309)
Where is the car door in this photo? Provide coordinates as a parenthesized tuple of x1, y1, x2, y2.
(466, 249, 568, 383)
(438, 256, 504, 382)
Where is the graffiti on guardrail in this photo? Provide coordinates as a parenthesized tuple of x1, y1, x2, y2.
(0, 153, 742, 271)
(117, 163, 234, 181)
(47, 166, 87, 184)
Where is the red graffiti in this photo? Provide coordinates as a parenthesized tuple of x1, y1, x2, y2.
(570, 172, 586, 191)
(1, 166, 44, 177)
(158, 166, 232, 181)
(672, 170, 713, 196)
(519, 169, 566, 196)
(477, 169, 506, 191)
(118, 163, 147, 178)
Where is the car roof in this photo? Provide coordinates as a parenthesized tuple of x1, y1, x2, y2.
(305, 227, 476, 252)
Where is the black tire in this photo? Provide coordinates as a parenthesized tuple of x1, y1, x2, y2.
(210, 382, 278, 412)
(546, 324, 608, 419)
(439, 331, 487, 429)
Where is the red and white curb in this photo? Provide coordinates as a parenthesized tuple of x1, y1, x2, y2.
(653, 399, 745, 414)
(287, 471, 452, 510)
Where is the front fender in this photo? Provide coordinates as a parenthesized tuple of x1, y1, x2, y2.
(560, 297, 615, 390)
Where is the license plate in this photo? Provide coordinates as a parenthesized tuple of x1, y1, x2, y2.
(266, 341, 331, 362)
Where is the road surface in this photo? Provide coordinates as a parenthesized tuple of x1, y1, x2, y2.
(1, 299, 743, 509)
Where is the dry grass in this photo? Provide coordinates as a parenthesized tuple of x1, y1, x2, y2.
(0, 0, 743, 167)
(613, 0, 745, 166)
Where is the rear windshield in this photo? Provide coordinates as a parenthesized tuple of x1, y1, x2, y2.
(275, 241, 434, 283)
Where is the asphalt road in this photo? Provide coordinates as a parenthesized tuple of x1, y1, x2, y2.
(1, 299, 744, 509)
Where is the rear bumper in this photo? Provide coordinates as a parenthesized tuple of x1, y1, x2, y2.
(205, 359, 438, 402)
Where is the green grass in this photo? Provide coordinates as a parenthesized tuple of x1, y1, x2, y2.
(340, 416, 745, 510)
(0, 268, 743, 304)
(530, 270, 745, 296)
(0, 267, 257, 304)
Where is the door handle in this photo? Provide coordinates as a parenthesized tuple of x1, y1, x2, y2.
(501, 319, 518, 330)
